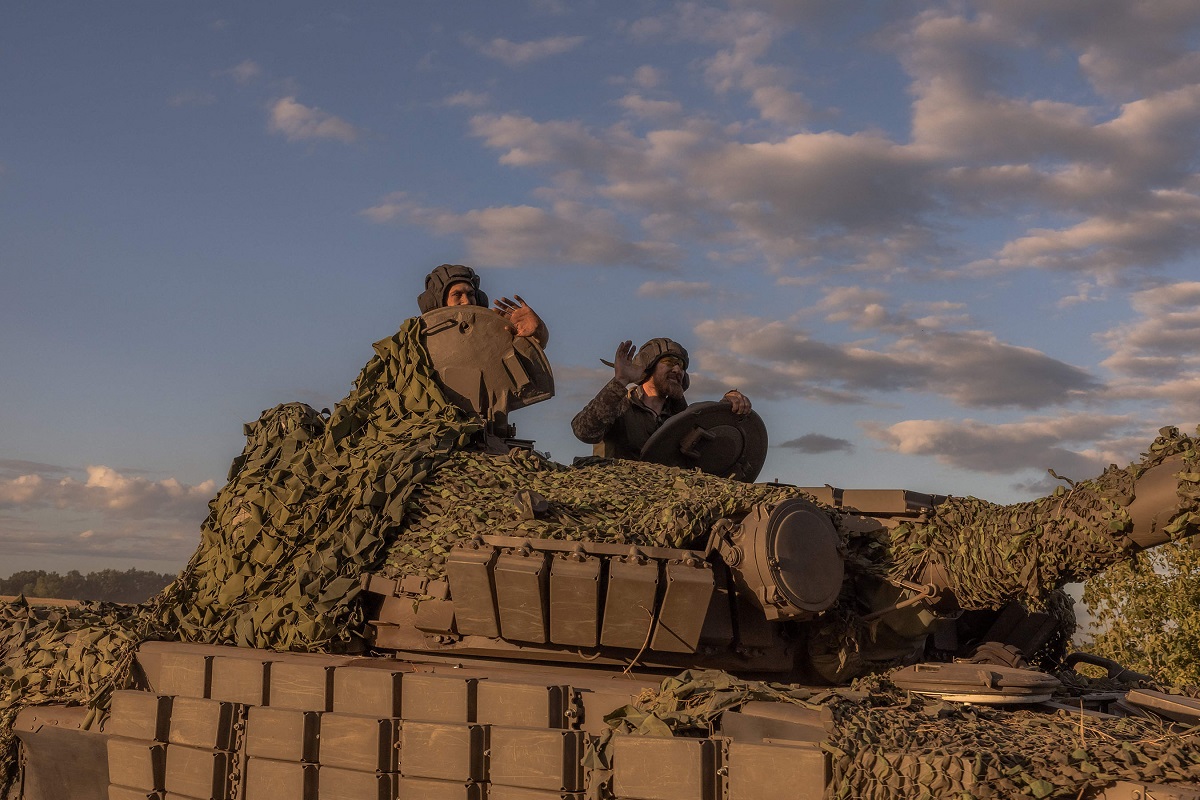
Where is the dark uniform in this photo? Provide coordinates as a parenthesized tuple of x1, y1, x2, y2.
(571, 338, 689, 460)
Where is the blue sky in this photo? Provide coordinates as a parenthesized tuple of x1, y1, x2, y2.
(3, 1, 1200, 575)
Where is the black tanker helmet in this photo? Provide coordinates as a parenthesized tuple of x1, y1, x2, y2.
(603, 337, 690, 390)
(417, 264, 490, 314)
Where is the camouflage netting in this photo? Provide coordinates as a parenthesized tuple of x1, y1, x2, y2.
(385, 451, 803, 579)
(887, 427, 1200, 611)
(593, 669, 1200, 800)
(5, 318, 1200, 796)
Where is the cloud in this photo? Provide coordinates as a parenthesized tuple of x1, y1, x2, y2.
(361, 192, 678, 269)
(973, 0, 1200, 98)
(268, 97, 359, 143)
(618, 94, 684, 121)
(475, 35, 585, 66)
(779, 434, 854, 454)
(633, 4, 813, 125)
(220, 59, 262, 84)
(443, 90, 490, 108)
(862, 412, 1140, 476)
(1097, 281, 1200, 419)
(0, 459, 70, 477)
(632, 65, 664, 89)
(0, 518, 198, 565)
(691, 289, 1100, 408)
(637, 280, 712, 298)
(0, 465, 215, 521)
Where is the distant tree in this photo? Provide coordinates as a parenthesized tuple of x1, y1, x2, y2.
(1081, 540, 1200, 686)
(0, 568, 176, 603)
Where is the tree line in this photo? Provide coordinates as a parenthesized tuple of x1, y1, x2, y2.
(0, 568, 176, 604)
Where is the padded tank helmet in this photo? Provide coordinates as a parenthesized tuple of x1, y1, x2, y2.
(417, 264, 490, 314)
(634, 337, 690, 390)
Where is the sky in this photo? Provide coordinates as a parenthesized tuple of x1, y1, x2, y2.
(3, 1, 1200, 577)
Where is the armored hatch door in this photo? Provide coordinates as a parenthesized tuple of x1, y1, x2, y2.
(640, 401, 767, 482)
(422, 305, 554, 419)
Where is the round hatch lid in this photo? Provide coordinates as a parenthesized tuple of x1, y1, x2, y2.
(891, 662, 1061, 704)
(639, 401, 768, 482)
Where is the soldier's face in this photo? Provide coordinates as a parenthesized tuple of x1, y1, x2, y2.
(445, 281, 477, 306)
(649, 356, 686, 399)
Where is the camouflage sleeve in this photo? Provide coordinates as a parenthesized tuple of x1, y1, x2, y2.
(571, 377, 631, 444)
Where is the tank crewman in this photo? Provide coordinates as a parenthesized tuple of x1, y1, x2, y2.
(571, 337, 751, 460)
(417, 263, 549, 348)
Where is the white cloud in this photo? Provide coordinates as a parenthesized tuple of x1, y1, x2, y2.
(443, 90, 490, 108)
(268, 97, 359, 143)
(618, 94, 684, 121)
(637, 280, 712, 298)
(974, 0, 1200, 98)
(221, 59, 262, 84)
(863, 412, 1140, 476)
(361, 192, 678, 269)
(1098, 281, 1200, 419)
(633, 65, 664, 89)
(0, 465, 215, 521)
(476, 35, 585, 66)
(691, 289, 1100, 408)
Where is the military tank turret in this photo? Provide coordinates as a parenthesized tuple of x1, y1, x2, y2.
(7, 306, 1200, 800)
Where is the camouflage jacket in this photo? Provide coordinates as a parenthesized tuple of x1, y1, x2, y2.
(571, 377, 688, 460)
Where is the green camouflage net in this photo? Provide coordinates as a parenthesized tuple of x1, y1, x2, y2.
(591, 669, 1200, 800)
(385, 451, 805, 579)
(887, 426, 1200, 611)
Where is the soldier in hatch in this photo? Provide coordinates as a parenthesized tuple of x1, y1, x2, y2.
(417, 263, 549, 347)
(572, 337, 751, 460)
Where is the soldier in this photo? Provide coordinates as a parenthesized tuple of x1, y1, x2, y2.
(417, 263, 549, 347)
(572, 337, 751, 460)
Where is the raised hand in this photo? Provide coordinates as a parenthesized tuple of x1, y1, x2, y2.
(613, 340, 642, 385)
(494, 295, 543, 339)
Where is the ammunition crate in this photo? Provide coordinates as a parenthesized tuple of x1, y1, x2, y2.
(318, 713, 401, 772)
(155, 651, 212, 699)
(106, 737, 166, 792)
(245, 706, 320, 763)
(208, 655, 273, 706)
(107, 788, 164, 800)
(106, 691, 172, 742)
(612, 735, 718, 800)
(267, 661, 336, 711)
(395, 777, 485, 800)
(399, 673, 477, 722)
(313, 766, 398, 800)
(489, 789, 585, 800)
(163, 744, 236, 800)
(166, 697, 243, 751)
(332, 665, 404, 718)
(723, 740, 828, 800)
(398, 721, 489, 783)
(488, 726, 585, 792)
(243, 757, 319, 800)
(476, 680, 576, 728)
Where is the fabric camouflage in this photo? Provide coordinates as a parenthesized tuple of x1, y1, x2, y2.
(571, 376, 688, 459)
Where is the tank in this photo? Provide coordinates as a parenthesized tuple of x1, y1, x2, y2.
(6, 305, 1200, 800)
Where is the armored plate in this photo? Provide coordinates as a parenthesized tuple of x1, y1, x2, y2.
(422, 305, 554, 418)
(639, 401, 767, 482)
(891, 662, 1062, 704)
